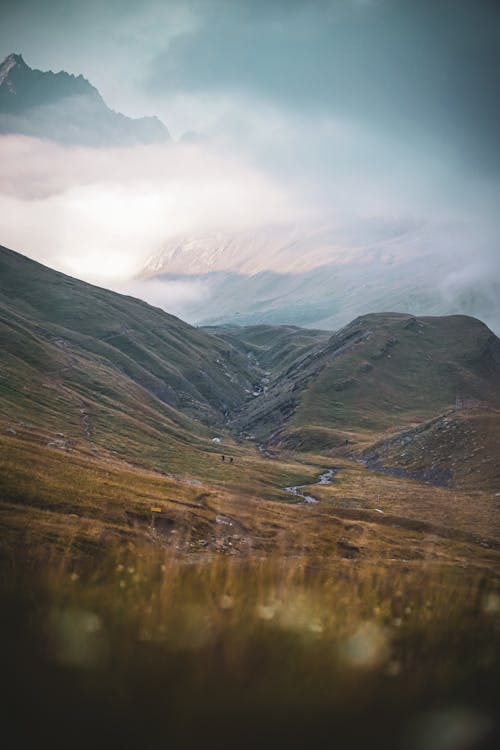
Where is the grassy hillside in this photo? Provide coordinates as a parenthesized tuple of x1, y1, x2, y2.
(0, 244, 260, 469)
(2, 423, 499, 748)
(293, 313, 500, 431)
(359, 408, 500, 490)
(4, 245, 498, 455)
(4, 428, 499, 563)
(227, 313, 500, 451)
(2, 245, 499, 492)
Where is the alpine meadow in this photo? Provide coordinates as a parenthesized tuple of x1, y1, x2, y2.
(1, 3, 499, 749)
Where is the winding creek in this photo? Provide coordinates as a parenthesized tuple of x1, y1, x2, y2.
(282, 467, 339, 504)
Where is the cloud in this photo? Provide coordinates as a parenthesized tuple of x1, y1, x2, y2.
(140, 0, 500, 174)
(0, 134, 300, 283)
(115, 277, 209, 321)
(1, 1, 499, 328)
(4, 0, 500, 168)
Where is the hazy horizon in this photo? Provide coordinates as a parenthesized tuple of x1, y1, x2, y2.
(1, 0, 499, 330)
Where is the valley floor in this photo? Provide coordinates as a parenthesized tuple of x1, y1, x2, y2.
(1, 428, 499, 748)
(1, 426, 499, 569)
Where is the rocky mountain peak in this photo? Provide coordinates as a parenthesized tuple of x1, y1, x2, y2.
(0, 52, 170, 146)
(0, 52, 28, 87)
(1, 52, 26, 69)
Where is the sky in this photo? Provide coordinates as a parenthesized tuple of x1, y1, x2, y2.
(0, 0, 499, 320)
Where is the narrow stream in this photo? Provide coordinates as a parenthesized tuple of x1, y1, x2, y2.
(282, 467, 339, 505)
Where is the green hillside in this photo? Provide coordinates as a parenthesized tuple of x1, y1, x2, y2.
(360, 409, 500, 490)
(0, 244, 256, 470)
(2, 245, 499, 467)
(227, 313, 500, 449)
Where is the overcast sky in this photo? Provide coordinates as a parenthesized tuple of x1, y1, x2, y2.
(2, 0, 499, 165)
(0, 0, 499, 314)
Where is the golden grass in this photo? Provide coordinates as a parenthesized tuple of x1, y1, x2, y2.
(1, 431, 499, 574)
(2, 537, 499, 749)
(1, 430, 499, 747)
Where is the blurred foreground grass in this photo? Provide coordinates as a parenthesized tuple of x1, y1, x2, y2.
(1, 542, 499, 749)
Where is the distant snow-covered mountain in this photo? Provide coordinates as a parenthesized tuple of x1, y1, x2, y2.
(140, 220, 500, 333)
(143, 219, 423, 276)
(0, 53, 169, 146)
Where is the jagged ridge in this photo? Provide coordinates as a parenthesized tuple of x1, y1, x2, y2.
(0, 52, 169, 146)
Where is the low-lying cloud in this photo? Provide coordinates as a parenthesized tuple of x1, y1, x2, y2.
(0, 134, 300, 287)
(1, 0, 499, 331)
(116, 277, 209, 320)
(0, 104, 499, 331)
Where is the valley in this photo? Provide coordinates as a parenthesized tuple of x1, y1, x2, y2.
(1, 242, 499, 563)
(2, 5, 500, 745)
(1, 243, 499, 748)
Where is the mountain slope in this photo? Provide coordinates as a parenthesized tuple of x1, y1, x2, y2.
(0, 53, 169, 146)
(2, 244, 499, 487)
(0, 244, 256, 469)
(224, 313, 500, 451)
(360, 409, 500, 490)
